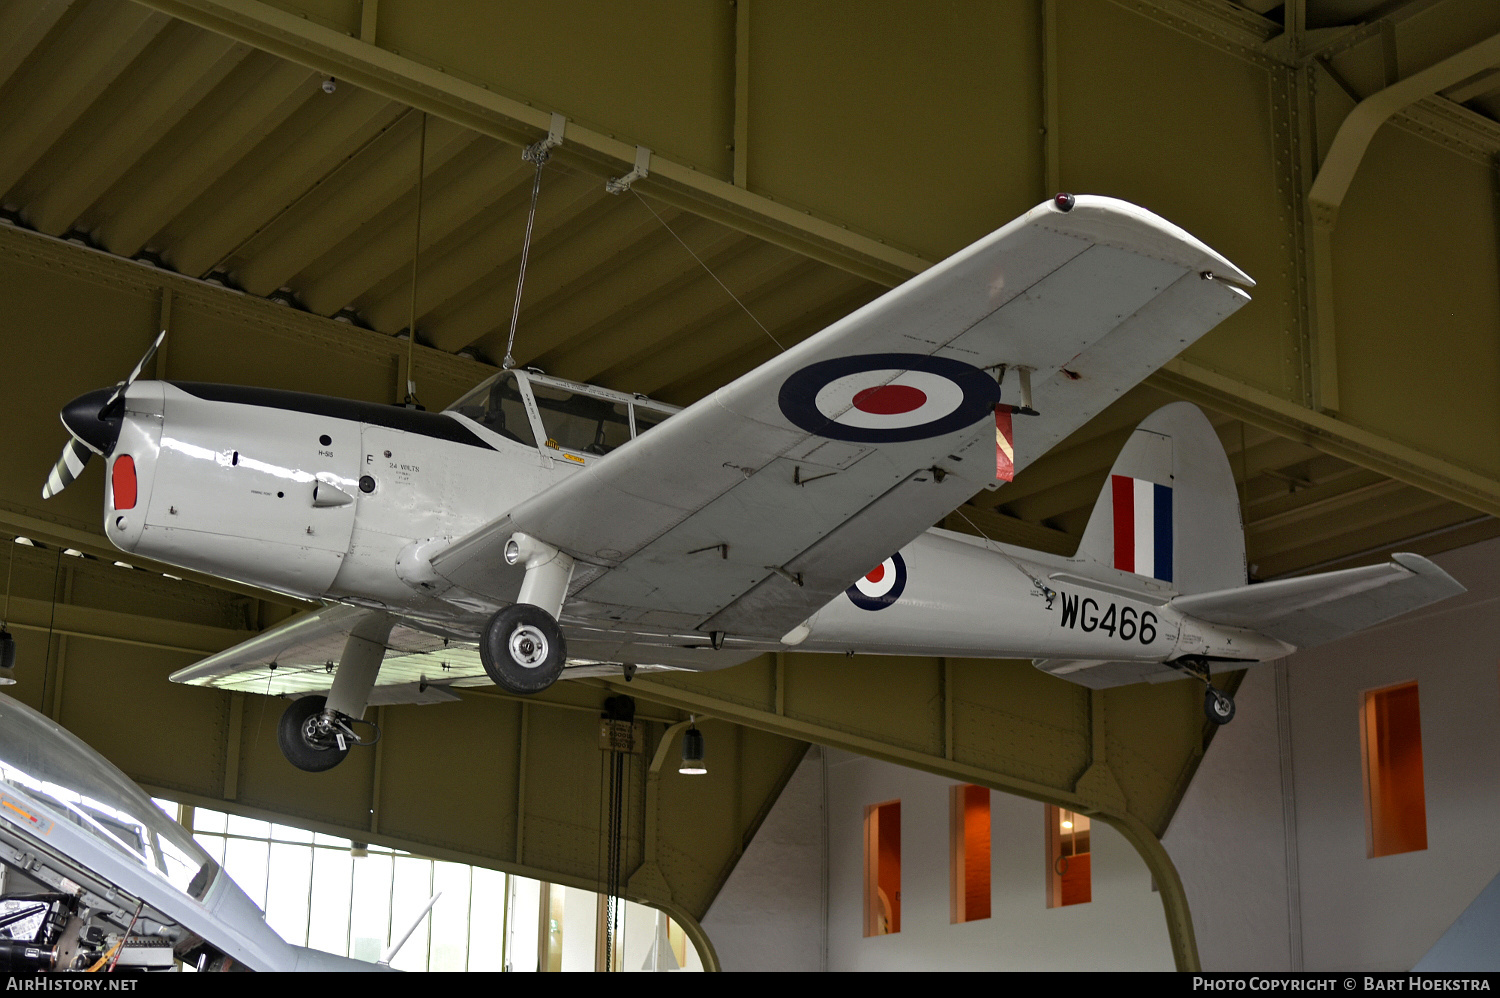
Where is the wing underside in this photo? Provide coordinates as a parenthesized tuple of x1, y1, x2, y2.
(169, 606, 482, 701)
(167, 606, 754, 701)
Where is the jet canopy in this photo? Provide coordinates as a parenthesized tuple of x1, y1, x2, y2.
(0, 693, 216, 901)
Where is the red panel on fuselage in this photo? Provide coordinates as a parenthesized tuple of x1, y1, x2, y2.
(112, 455, 137, 510)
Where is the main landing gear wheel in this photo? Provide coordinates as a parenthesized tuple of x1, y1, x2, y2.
(277, 695, 350, 773)
(1204, 686, 1236, 725)
(481, 603, 566, 695)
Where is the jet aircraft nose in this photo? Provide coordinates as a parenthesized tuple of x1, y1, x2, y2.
(60, 388, 120, 455)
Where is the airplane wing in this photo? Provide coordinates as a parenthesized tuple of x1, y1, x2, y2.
(168, 606, 480, 701)
(429, 195, 1254, 640)
(168, 606, 744, 699)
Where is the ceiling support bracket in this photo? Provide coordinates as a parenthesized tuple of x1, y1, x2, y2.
(606, 145, 652, 194)
(523, 111, 567, 166)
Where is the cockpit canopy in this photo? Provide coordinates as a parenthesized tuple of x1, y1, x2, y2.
(446, 370, 677, 458)
(0, 693, 217, 901)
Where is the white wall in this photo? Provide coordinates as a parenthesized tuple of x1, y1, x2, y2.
(1163, 536, 1500, 971)
(559, 886, 597, 972)
(821, 748, 1175, 971)
(1162, 666, 1296, 970)
(1280, 537, 1500, 971)
(706, 742, 1178, 970)
(701, 745, 828, 971)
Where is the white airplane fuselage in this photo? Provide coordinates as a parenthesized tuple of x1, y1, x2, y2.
(100, 380, 1289, 674)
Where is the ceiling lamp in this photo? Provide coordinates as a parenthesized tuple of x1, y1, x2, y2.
(0, 543, 16, 684)
(0, 629, 14, 686)
(679, 718, 706, 776)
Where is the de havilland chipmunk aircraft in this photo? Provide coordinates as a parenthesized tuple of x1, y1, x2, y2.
(42, 195, 1465, 774)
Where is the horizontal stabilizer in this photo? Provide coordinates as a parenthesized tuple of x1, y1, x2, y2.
(1169, 553, 1464, 650)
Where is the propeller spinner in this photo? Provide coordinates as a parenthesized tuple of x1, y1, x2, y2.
(42, 331, 164, 499)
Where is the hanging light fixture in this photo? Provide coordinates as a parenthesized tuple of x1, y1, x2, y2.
(0, 629, 14, 686)
(0, 539, 18, 685)
(678, 717, 706, 775)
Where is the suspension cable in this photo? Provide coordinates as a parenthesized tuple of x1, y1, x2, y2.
(630, 189, 785, 353)
(503, 144, 552, 370)
(405, 112, 427, 406)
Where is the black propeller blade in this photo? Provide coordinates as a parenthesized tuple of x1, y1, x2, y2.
(42, 330, 165, 500)
(42, 438, 93, 500)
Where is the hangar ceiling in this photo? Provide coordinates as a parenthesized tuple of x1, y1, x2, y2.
(2, 0, 1500, 971)
(4, 0, 1498, 579)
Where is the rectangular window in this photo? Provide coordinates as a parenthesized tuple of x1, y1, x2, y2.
(863, 800, 901, 936)
(1362, 681, 1428, 857)
(538, 882, 564, 972)
(667, 917, 688, 968)
(1045, 804, 1091, 908)
(949, 785, 991, 923)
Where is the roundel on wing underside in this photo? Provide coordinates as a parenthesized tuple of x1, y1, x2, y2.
(846, 553, 908, 611)
(777, 353, 1001, 443)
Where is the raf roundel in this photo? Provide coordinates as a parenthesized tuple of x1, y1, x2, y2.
(777, 353, 1002, 443)
(846, 553, 908, 611)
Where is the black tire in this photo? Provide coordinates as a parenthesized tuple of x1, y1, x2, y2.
(481, 603, 566, 694)
(1204, 686, 1236, 726)
(277, 696, 350, 772)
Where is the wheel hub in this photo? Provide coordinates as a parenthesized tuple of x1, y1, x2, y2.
(509, 624, 550, 668)
(300, 712, 340, 750)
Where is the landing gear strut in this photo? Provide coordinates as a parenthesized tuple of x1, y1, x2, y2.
(1172, 655, 1236, 725)
(276, 613, 392, 773)
(480, 532, 574, 696)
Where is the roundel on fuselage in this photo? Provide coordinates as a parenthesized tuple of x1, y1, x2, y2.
(846, 553, 907, 611)
(777, 353, 1001, 443)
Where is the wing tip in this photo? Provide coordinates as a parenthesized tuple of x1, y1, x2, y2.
(1046, 194, 1255, 288)
(1390, 551, 1467, 596)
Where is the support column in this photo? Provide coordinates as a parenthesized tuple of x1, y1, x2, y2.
(733, 0, 750, 189)
(222, 692, 244, 801)
(1107, 812, 1201, 972)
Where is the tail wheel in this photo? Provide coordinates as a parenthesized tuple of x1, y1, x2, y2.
(277, 695, 350, 772)
(1204, 687, 1236, 725)
(481, 604, 566, 694)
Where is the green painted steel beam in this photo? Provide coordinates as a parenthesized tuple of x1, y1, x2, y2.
(131, 0, 930, 287)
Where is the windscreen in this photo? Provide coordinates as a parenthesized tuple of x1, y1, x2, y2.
(530, 382, 632, 455)
(0, 694, 217, 901)
(633, 407, 669, 437)
(445, 372, 537, 447)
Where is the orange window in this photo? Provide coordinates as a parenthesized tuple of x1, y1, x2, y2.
(950, 784, 991, 923)
(1361, 681, 1428, 857)
(1045, 804, 1091, 908)
(863, 800, 901, 936)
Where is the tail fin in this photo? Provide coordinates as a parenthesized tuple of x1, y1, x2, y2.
(1076, 402, 1244, 596)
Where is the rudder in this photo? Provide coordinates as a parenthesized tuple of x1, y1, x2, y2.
(1075, 402, 1244, 596)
